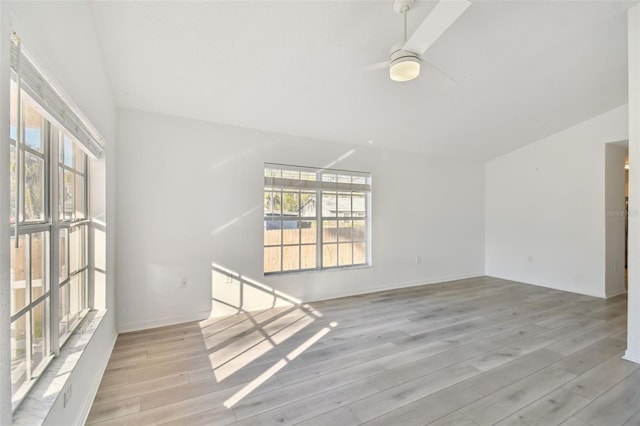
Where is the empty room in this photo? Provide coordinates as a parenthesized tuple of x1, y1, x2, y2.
(1, 0, 640, 425)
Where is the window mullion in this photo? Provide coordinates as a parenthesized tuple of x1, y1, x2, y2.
(86, 161, 94, 309)
(44, 122, 51, 230)
(15, 46, 23, 234)
(18, 113, 24, 225)
(49, 128, 60, 356)
(351, 193, 355, 265)
(366, 189, 371, 265)
(316, 189, 322, 269)
(297, 220, 302, 271)
(24, 236, 33, 381)
(71, 169, 76, 222)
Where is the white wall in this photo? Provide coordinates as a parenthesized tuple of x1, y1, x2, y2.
(626, 5, 640, 364)
(485, 105, 628, 298)
(116, 109, 485, 331)
(1, 2, 118, 424)
(605, 142, 627, 298)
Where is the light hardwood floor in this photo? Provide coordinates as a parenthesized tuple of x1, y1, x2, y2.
(86, 276, 637, 426)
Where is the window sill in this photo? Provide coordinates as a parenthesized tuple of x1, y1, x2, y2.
(264, 263, 373, 277)
(12, 309, 107, 426)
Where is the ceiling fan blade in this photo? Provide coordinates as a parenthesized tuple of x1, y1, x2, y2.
(402, 0, 471, 55)
(362, 61, 389, 72)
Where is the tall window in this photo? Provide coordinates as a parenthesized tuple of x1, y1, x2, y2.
(8, 35, 98, 411)
(264, 163, 371, 274)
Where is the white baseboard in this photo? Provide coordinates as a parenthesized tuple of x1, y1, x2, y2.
(118, 309, 212, 333)
(623, 350, 640, 365)
(606, 287, 628, 299)
(484, 274, 605, 299)
(305, 272, 485, 304)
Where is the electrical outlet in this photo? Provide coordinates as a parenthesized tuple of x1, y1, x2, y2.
(180, 277, 188, 288)
(63, 384, 72, 408)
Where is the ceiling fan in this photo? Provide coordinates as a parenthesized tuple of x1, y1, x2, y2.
(386, 0, 471, 82)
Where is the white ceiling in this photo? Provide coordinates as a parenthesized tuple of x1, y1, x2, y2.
(91, 0, 633, 161)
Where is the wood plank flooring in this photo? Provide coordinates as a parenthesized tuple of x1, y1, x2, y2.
(86, 276, 637, 426)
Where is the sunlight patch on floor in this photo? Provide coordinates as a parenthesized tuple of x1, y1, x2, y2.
(210, 312, 316, 381)
(209, 263, 326, 382)
(223, 322, 338, 408)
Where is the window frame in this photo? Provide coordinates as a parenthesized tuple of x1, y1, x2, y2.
(9, 84, 90, 412)
(264, 163, 372, 275)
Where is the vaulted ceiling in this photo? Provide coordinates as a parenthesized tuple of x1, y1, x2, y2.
(91, 1, 632, 161)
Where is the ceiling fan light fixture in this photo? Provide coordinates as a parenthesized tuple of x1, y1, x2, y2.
(389, 49, 421, 82)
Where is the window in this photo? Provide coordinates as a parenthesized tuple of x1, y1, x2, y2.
(8, 35, 100, 412)
(264, 163, 371, 274)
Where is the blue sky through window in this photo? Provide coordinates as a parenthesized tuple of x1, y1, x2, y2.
(63, 135, 73, 166)
(9, 125, 43, 152)
(25, 128, 42, 151)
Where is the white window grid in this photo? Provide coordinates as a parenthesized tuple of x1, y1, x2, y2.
(9, 85, 90, 411)
(264, 163, 371, 274)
